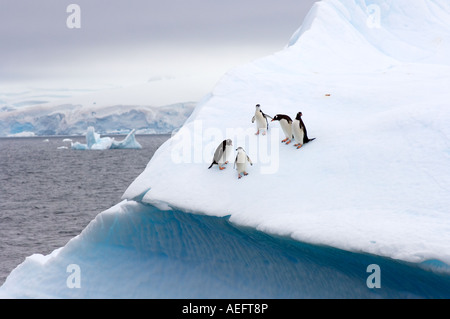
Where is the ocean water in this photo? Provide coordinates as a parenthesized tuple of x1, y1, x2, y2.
(0, 134, 170, 285)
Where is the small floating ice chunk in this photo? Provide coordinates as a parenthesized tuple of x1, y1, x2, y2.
(71, 126, 142, 150)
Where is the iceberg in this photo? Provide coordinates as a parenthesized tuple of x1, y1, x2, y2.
(2, 0, 450, 298)
(71, 127, 142, 150)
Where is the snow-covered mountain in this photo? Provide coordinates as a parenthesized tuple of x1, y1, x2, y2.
(1, 0, 450, 298)
(0, 80, 199, 136)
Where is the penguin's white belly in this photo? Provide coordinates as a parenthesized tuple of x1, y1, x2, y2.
(292, 120, 304, 144)
(236, 162, 247, 173)
(280, 119, 292, 139)
(235, 153, 247, 173)
(255, 113, 267, 129)
(220, 146, 231, 164)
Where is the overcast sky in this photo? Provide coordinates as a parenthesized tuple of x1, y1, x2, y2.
(1, 0, 317, 89)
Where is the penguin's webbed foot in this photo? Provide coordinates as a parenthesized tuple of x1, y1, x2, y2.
(244, 172, 248, 176)
(286, 140, 292, 145)
(296, 145, 303, 149)
(238, 174, 242, 179)
(219, 167, 226, 170)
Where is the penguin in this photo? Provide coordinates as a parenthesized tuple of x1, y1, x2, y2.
(251, 104, 272, 135)
(292, 112, 315, 149)
(271, 114, 294, 144)
(234, 147, 253, 179)
(208, 139, 233, 170)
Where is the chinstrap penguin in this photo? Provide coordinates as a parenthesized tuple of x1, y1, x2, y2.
(271, 114, 294, 144)
(292, 112, 315, 149)
(252, 104, 272, 136)
(208, 139, 233, 170)
(234, 147, 253, 179)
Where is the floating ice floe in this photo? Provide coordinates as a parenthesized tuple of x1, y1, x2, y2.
(71, 126, 142, 150)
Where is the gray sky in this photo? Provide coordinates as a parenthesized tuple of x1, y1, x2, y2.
(1, 0, 318, 89)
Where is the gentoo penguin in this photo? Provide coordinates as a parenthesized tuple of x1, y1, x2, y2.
(208, 139, 233, 170)
(251, 104, 272, 135)
(271, 114, 294, 144)
(292, 112, 315, 149)
(234, 147, 253, 179)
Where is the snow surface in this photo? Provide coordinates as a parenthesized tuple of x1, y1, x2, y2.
(1, 0, 450, 298)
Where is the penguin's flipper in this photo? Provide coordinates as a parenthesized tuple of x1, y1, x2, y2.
(251, 116, 255, 123)
(261, 110, 271, 119)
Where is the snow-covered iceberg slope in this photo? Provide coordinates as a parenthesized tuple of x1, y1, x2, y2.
(71, 127, 142, 150)
(124, 0, 450, 266)
(2, 0, 450, 298)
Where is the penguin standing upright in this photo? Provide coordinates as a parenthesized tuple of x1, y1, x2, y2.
(292, 112, 315, 149)
(271, 114, 294, 144)
(252, 104, 272, 135)
(208, 139, 233, 170)
(234, 147, 253, 179)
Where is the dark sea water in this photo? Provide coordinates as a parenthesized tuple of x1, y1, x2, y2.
(0, 135, 170, 285)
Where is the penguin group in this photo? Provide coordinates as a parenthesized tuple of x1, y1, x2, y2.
(254, 103, 315, 149)
(208, 139, 252, 179)
(271, 111, 315, 149)
(208, 103, 315, 179)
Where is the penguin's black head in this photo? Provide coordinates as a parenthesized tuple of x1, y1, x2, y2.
(296, 112, 303, 120)
(256, 104, 260, 108)
(272, 114, 292, 122)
